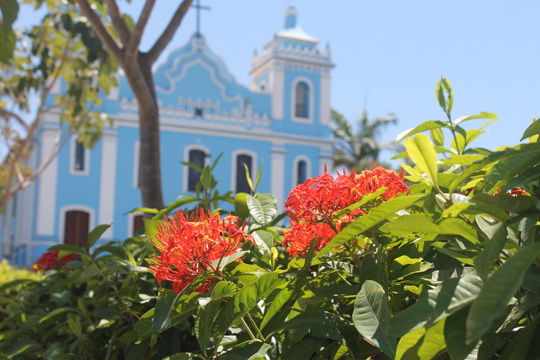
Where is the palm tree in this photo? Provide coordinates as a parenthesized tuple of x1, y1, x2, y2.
(331, 108, 403, 171)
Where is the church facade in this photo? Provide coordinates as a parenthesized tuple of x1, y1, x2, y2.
(0, 6, 334, 266)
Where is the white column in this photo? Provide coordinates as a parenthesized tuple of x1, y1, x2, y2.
(320, 72, 331, 125)
(271, 145, 287, 213)
(319, 149, 334, 175)
(98, 130, 118, 239)
(270, 62, 284, 120)
(36, 124, 59, 236)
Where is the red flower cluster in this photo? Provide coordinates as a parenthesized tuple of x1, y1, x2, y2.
(282, 166, 409, 257)
(149, 208, 254, 293)
(33, 250, 78, 273)
(494, 188, 528, 196)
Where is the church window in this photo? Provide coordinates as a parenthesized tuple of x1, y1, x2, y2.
(297, 160, 308, 185)
(295, 81, 309, 118)
(187, 149, 208, 192)
(194, 107, 204, 117)
(64, 210, 89, 247)
(71, 138, 89, 175)
(236, 154, 253, 193)
(132, 214, 144, 236)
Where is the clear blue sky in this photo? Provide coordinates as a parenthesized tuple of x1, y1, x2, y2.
(17, 1, 540, 160)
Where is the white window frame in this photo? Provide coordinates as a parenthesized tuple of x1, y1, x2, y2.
(291, 77, 314, 124)
(292, 155, 312, 186)
(183, 144, 210, 193)
(132, 141, 140, 188)
(58, 205, 95, 245)
(231, 149, 257, 193)
(127, 211, 144, 237)
(69, 137, 90, 175)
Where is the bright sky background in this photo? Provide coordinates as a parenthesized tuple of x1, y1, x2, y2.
(17, 1, 540, 162)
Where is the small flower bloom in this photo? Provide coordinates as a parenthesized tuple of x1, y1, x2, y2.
(149, 208, 253, 293)
(281, 222, 336, 257)
(33, 250, 78, 273)
(494, 188, 528, 196)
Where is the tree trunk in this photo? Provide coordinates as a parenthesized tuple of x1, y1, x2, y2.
(123, 57, 164, 211)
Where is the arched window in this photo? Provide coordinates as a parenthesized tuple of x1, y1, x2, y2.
(71, 138, 89, 175)
(187, 149, 207, 192)
(295, 82, 309, 118)
(297, 160, 307, 185)
(236, 154, 253, 193)
(64, 210, 89, 247)
(132, 214, 144, 236)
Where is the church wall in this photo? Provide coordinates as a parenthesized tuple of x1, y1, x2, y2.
(282, 68, 321, 134)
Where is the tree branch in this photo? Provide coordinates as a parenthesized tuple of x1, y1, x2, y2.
(76, 0, 124, 62)
(146, 0, 194, 64)
(0, 108, 30, 133)
(104, 0, 132, 45)
(125, 0, 155, 62)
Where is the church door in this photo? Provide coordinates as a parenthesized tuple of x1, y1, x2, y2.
(64, 210, 90, 248)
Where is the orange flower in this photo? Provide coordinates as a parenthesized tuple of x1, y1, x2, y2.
(281, 222, 336, 257)
(283, 166, 409, 257)
(149, 208, 253, 293)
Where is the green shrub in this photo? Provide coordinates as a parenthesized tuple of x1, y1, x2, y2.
(2, 78, 539, 360)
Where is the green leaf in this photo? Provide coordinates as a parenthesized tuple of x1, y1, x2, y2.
(278, 312, 347, 342)
(234, 192, 250, 220)
(431, 127, 444, 146)
(48, 244, 88, 256)
(498, 313, 540, 360)
(195, 297, 224, 353)
(39, 307, 77, 324)
(441, 154, 484, 166)
(152, 288, 180, 333)
(332, 187, 386, 221)
(444, 307, 479, 360)
(520, 118, 540, 141)
(454, 112, 498, 125)
(442, 201, 510, 222)
(243, 163, 254, 193)
(220, 341, 271, 360)
(387, 270, 484, 336)
(474, 226, 508, 280)
(246, 193, 277, 226)
(436, 79, 447, 113)
(153, 197, 199, 219)
(0, 0, 18, 63)
(252, 230, 274, 253)
(441, 77, 453, 114)
(162, 353, 204, 360)
(396, 319, 446, 360)
(404, 134, 438, 185)
(144, 218, 161, 244)
(353, 280, 396, 359)
(318, 195, 423, 256)
(466, 242, 540, 343)
(87, 224, 111, 249)
(396, 120, 449, 142)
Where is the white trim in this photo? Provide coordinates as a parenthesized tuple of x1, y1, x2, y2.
(58, 205, 95, 245)
(291, 77, 314, 124)
(270, 64, 284, 120)
(98, 131, 118, 239)
(271, 146, 287, 213)
(231, 149, 257, 193)
(112, 116, 335, 148)
(155, 58, 244, 114)
(36, 125, 59, 236)
(183, 144, 210, 193)
(132, 141, 140, 188)
(320, 74, 331, 126)
(69, 137, 90, 176)
(292, 155, 312, 186)
(127, 212, 143, 237)
(258, 80, 268, 92)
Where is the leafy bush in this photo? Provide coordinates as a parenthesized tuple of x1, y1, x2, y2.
(2, 78, 539, 359)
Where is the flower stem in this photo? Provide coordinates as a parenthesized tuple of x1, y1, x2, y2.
(246, 312, 265, 341)
(240, 317, 257, 341)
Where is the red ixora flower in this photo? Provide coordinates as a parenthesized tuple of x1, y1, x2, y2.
(33, 250, 78, 273)
(282, 165, 409, 257)
(494, 188, 529, 197)
(149, 208, 254, 293)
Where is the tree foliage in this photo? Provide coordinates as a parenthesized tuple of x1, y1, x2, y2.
(0, 4, 116, 212)
(332, 108, 403, 171)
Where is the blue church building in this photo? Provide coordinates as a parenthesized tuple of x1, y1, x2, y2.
(1, 6, 334, 265)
